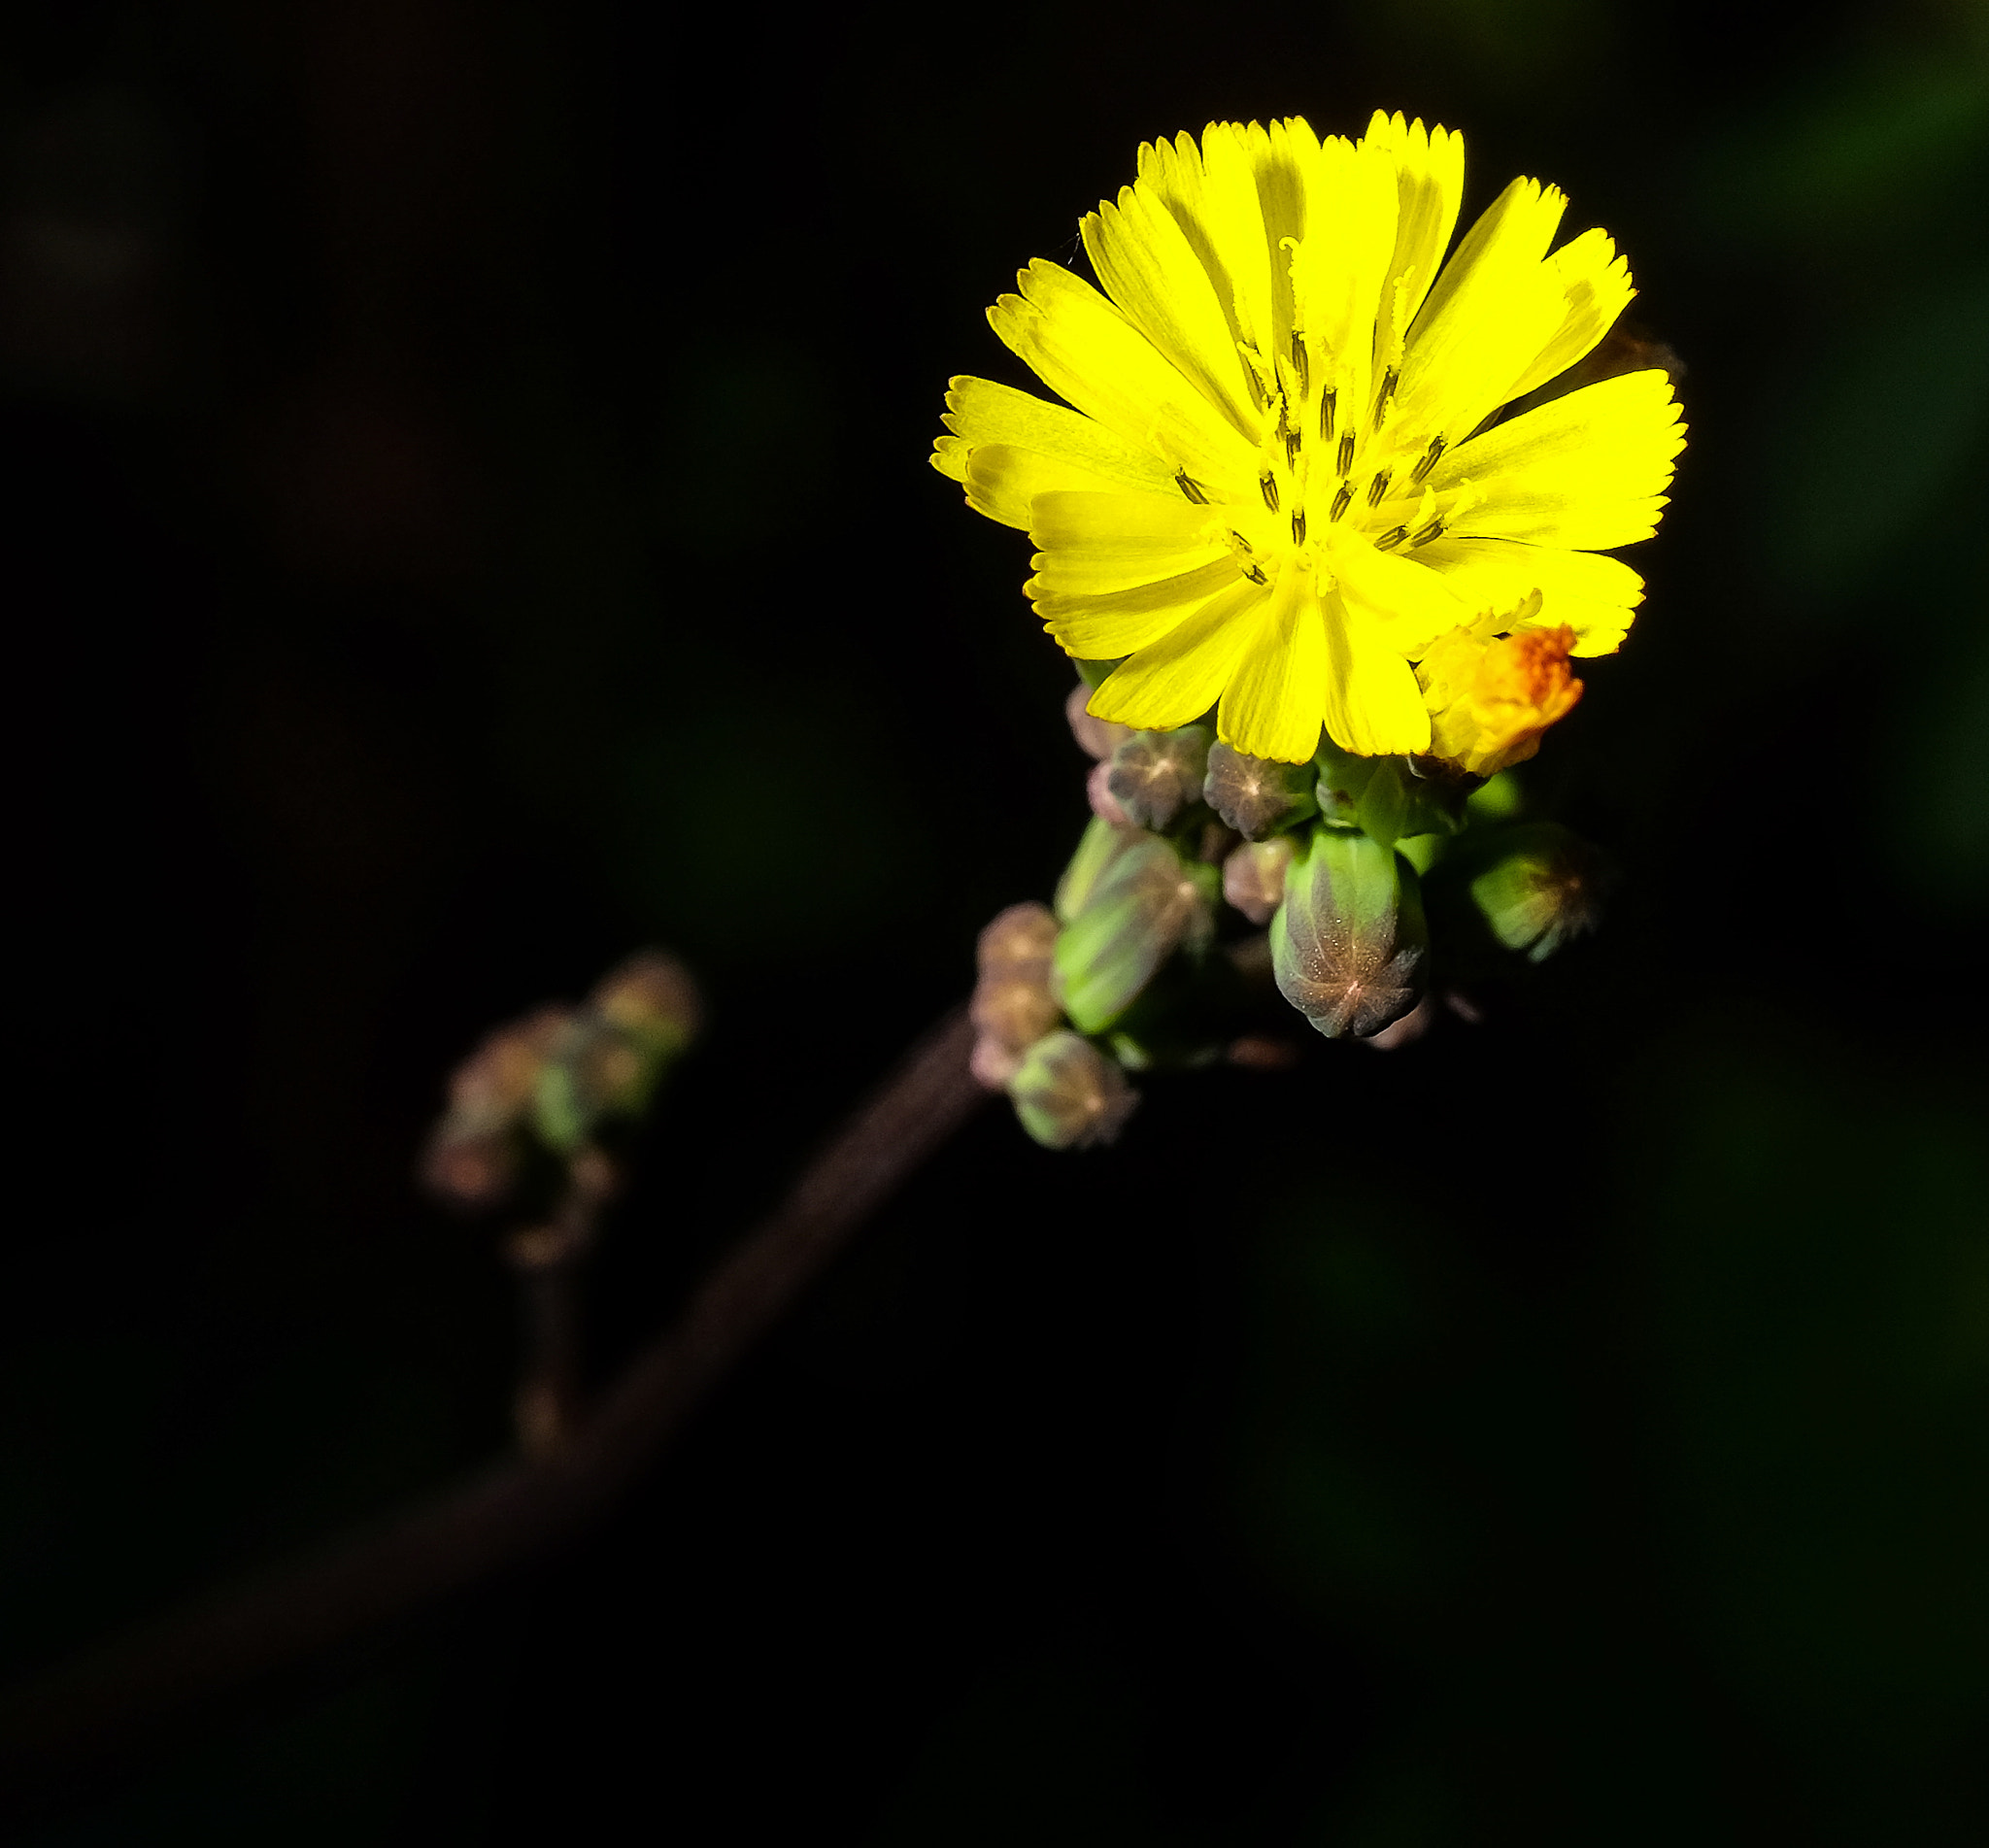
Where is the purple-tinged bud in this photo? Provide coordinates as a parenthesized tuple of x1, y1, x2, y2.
(1107, 724, 1211, 831)
(421, 1005, 574, 1212)
(1007, 1031, 1138, 1150)
(1222, 837, 1296, 925)
(1272, 828, 1428, 1039)
(1066, 681, 1133, 761)
(977, 901, 1058, 975)
(1087, 759, 1134, 828)
(1203, 742, 1317, 840)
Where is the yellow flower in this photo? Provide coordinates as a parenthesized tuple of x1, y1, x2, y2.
(933, 112, 1685, 763)
(1417, 596, 1584, 777)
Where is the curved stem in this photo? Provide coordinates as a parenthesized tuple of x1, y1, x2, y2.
(0, 1005, 987, 1803)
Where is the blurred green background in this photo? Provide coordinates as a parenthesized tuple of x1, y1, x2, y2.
(3, 0, 1986, 1840)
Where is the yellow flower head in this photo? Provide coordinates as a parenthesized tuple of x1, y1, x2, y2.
(934, 112, 1685, 763)
(1417, 599, 1584, 777)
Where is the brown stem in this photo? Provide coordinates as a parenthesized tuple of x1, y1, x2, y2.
(0, 1004, 987, 1802)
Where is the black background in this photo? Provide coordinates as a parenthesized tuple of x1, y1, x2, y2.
(5, 1, 1987, 1841)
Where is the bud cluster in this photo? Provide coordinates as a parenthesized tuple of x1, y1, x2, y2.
(421, 949, 701, 1217)
(973, 673, 1611, 1150)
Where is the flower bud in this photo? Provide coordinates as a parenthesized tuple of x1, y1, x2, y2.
(1086, 758, 1134, 828)
(421, 1005, 574, 1212)
(1203, 741, 1317, 840)
(1418, 620, 1583, 778)
(971, 902, 1063, 1074)
(1055, 835, 1218, 1034)
(1007, 1030, 1138, 1150)
(1066, 680, 1133, 760)
(1272, 827, 1428, 1039)
(1466, 823, 1606, 961)
(1106, 724, 1211, 831)
(1055, 814, 1142, 923)
(590, 950, 701, 1062)
(1222, 836, 1295, 926)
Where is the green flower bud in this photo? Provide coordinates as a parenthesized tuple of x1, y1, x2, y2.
(1466, 823, 1606, 961)
(1272, 827, 1428, 1039)
(1007, 1030, 1138, 1150)
(1222, 836, 1295, 925)
(1055, 813, 1142, 923)
(1202, 741, 1318, 840)
(1107, 724, 1211, 831)
(1055, 835, 1218, 1034)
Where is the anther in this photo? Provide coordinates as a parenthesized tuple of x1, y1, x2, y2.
(1291, 510, 1307, 545)
(1373, 525, 1409, 552)
(1409, 435, 1446, 485)
(1242, 562, 1268, 585)
(1320, 388, 1336, 445)
(1373, 366, 1398, 430)
(1409, 518, 1444, 548)
(1329, 483, 1354, 523)
(1285, 429, 1302, 469)
(1176, 471, 1209, 504)
(1365, 468, 1393, 508)
(1260, 472, 1279, 512)
(1335, 433, 1355, 477)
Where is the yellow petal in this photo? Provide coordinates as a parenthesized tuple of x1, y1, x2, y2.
(1087, 578, 1265, 730)
(989, 259, 1259, 491)
(1433, 368, 1685, 550)
(1294, 133, 1399, 424)
(1038, 556, 1248, 657)
(1320, 590, 1433, 756)
(957, 443, 1158, 530)
(1027, 488, 1228, 586)
(1363, 111, 1465, 340)
(1137, 127, 1272, 368)
(1392, 177, 1568, 451)
(1217, 570, 1329, 762)
(1083, 183, 1261, 436)
(937, 375, 1180, 496)
(1248, 118, 1318, 359)
(1414, 534, 1646, 655)
(1501, 227, 1637, 404)
(1329, 529, 1473, 655)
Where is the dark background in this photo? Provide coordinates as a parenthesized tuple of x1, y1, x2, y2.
(5, 0, 1987, 1840)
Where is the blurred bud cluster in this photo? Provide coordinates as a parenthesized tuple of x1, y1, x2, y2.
(971, 676, 1611, 1149)
(421, 950, 701, 1229)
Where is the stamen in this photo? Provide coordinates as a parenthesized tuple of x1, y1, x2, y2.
(1373, 525, 1409, 552)
(1365, 468, 1393, 508)
(1335, 433, 1355, 477)
(1409, 435, 1446, 485)
(1230, 530, 1254, 554)
(1320, 388, 1336, 445)
(1329, 483, 1353, 523)
(1409, 518, 1444, 548)
(1242, 562, 1268, 585)
(1373, 366, 1398, 430)
(1176, 471, 1209, 504)
(1260, 472, 1279, 512)
(1291, 509, 1307, 545)
(1290, 331, 1308, 397)
(1285, 429, 1302, 469)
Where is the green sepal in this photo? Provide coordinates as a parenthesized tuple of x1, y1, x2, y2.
(1055, 814, 1139, 924)
(1074, 657, 1123, 690)
(1313, 739, 1475, 849)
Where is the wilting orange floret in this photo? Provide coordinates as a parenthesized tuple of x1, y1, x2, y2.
(1418, 616, 1584, 776)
